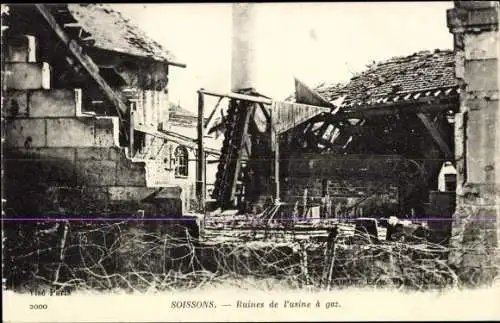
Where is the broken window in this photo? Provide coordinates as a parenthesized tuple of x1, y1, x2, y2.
(174, 146, 188, 177)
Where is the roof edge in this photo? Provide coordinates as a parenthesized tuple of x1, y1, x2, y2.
(83, 45, 186, 68)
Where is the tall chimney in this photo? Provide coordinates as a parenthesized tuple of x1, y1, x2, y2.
(231, 3, 257, 92)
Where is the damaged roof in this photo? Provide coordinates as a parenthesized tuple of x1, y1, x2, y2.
(66, 4, 180, 64)
(169, 104, 197, 119)
(292, 50, 458, 108)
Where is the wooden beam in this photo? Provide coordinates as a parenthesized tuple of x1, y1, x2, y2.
(318, 102, 458, 123)
(199, 89, 272, 105)
(416, 112, 453, 159)
(274, 102, 331, 134)
(207, 159, 221, 164)
(204, 95, 223, 133)
(304, 128, 322, 151)
(134, 124, 221, 156)
(314, 121, 331, 138)
(258, 102, 271, 123)
(274, 125, 280, 202)
(197, 91, 206, 212)
(243, 137, 252, 158)
(35, 4, 128, 121)
(63, 22, 82, 28)
(270, 108, 280, 202)
(129, 110, 135, 156)
(294, 77, 335, 108)
(165, 61, 187, 69)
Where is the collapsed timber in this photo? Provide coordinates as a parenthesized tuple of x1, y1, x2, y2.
(6, 216, 496, 294)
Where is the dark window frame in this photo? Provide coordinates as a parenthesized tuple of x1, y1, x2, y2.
(174, 145, 189, 177)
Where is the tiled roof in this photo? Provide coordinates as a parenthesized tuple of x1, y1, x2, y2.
(291, 50, 459, 108)
(169, 104, 196, 118)
(66, 4, 178, 63)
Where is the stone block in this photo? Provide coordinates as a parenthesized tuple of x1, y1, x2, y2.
(464, 59, 498, 92)
(4, 34, 37, 62)
(46, 118, 95, 147)
(3, 91, 28, 117)
(145, 159, 173, 186)
(3, 147, 77, 186)
(76, 147, 111, 161)
(108, 186, 156, 201)
(116, 158, 147, 186)
(39, 159, 77, 185)
(82, 187, 110, 203)
(76, 160, 117, 186)
(48, 186, 109, 213)
(4, 62, 50, 90)
(447, 8, 468, 31)
(456, 1, 499, 9)
(5, 158, 75, 189)
(466, 103, 499, 184)
(464, 31, 499, 60)
(467, 6, 499, 27)
(455, 50, 465, 79)
(94, 117, 119, 147)
(152, 186, 183, 199)
(4, 118, 46, 148)
(464, 97, 500, 111)
(29, 89, 81, 117)
(13, 147, 76, 162)
(108, 147, 124, 161)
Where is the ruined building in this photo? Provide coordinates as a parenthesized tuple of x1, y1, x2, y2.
(282, 50, 458, 221)
(209, 1, 499, 279)
(213, 49, 459, 237)
(2, 4, 213, 218)
(208, 4, 456, 233)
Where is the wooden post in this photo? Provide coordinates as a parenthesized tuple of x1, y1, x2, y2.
(303, 188, 308, 218)
(129, 108, 135, 157)
(204, 151, 208, 203)
(271, 108, 280, 203)
(275, 130, 280, 204)
(197, 90, 205, 212)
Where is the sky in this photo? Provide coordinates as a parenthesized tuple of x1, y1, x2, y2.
(114, 2, 454, 114)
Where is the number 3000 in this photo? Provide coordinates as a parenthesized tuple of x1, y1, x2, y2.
(29, 304, 48, 310)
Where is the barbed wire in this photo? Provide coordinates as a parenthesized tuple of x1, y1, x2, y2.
(4, 220, 498, 293)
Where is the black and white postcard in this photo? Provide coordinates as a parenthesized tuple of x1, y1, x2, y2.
(2, 2, 500, 322)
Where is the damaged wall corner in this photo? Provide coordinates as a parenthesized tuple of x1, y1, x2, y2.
(447, 0, 500, 283)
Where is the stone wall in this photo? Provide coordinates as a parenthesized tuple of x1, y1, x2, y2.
(447, 0, 500, 281)
(2, 31, 186, 218)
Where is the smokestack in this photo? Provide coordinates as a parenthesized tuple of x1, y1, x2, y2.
(231, 3, 257, 92)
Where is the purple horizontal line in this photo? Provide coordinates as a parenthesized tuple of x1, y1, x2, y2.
(2, 218, 195, 221)
(0, 217, 494, 222)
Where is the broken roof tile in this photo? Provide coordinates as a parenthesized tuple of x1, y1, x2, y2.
(63, 4, 179, 64)
(290, 50, 457, 108)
